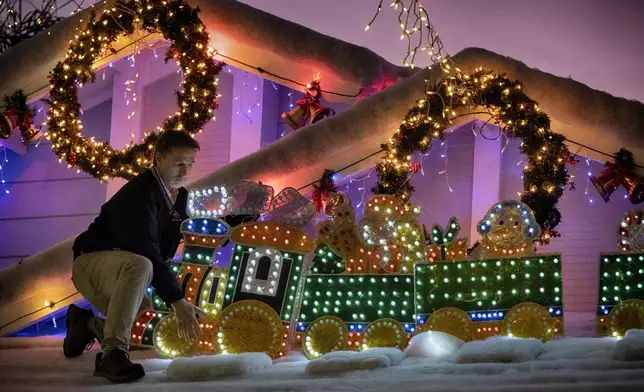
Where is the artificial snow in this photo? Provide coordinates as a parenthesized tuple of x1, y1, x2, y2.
(2, 336, 644, 391)
(539, 337, 617, 360)
(305, 348, 405, 375)
(404, 331, 464, 360)
(613, 329, 644, 361)
(166, 352, 272, 381)
(453, 336, 543, 363)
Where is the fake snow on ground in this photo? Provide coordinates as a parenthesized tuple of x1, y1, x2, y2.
(1, 332, 644, 392)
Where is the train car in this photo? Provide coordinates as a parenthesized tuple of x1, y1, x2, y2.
(296, 199, 564, 359)
(596, 252, 644, 337)
(297, 245, 417, 358)
(133, 218, 314, 359)
(216, 221, 314, 358)
(414, 254, 563, 342)
(130, 217, 230, 356)
(297, 247, 564, 359)
(595, 210, 644, 338)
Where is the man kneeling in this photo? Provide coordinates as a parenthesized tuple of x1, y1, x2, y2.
(64, 130, 205, 383)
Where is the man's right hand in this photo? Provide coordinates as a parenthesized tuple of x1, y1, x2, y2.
(170, 298, 206, 342)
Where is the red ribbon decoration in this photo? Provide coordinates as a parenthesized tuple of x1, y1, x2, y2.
(3, 109, 33, 132)
(311, 169, 336, 212)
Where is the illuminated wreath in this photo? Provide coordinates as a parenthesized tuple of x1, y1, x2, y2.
(373, 70, 571, 244)
(45, 0, 223, 180)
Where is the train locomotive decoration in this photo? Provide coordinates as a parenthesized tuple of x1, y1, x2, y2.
(596, 209, 644, 338)
(131, 179, 564, 359)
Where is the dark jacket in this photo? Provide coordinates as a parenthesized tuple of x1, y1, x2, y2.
(73, 169, 188, 306)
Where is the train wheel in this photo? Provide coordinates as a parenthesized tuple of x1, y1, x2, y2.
(503, 302, 554, 341)
(303, 316, 348, 359)
(153, 314, 195, 358)
(426, 307, 474, 342)
(362, 318, 408, 350)
(608, 299, 644, 338)
(217, 300, 283, 358)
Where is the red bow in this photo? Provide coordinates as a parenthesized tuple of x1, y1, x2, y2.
(312, 183, 331, 212)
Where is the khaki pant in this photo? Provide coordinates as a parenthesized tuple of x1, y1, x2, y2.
(72, 250, 153, 353)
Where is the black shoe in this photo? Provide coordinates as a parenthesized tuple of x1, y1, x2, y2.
(63, 304, 96, 358)
(94, 350, 145, 383)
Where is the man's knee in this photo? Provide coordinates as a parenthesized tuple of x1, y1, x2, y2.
(122, 253, 153, 279)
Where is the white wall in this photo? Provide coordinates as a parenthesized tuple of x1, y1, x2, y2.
(0, 100, 112, 269)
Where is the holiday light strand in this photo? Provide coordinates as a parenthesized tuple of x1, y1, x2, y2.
(0, 143, 8, 194)
(365, 0, 450, 71)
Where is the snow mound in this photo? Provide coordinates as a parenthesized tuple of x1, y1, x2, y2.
(305, 348, 405, 375)
(625, 329, 644, 338)
(404, 331, 464, 360)
(454, 336, 543, 364)
(539, 337, 616, 360)
(612, 329, 644, 361)
(166, 352, 272, 381)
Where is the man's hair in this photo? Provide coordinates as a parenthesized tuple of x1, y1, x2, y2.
(154, 130, 200, 159)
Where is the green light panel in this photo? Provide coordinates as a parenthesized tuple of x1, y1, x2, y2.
(181, 245, 216, 265)
(598, 253, 644, 307)
(414, 255, 563, 314)
(298, 274, 415, 324)
(310, 244, 345, 274)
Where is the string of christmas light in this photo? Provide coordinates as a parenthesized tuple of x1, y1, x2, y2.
(344, 168, 375, 210)
(44, 0, 224, 181)
(213, 52, 359, 99)
(365, 0, 450, 71)
(0, 142, 9, 194)
(438, 140, 452, 193)
(585, 158, 594, 204)
(342, 150, 433, 212)
(234, 71, 262, 124)
(278, 91, 296, 138)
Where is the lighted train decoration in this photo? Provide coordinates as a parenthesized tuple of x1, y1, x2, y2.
(130, 183, 571, 359)
(596, 209, 644, 338)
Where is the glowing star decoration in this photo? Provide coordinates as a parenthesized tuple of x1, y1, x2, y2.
(471, 201, 541, 259)
(187, 186, 229, 218)
(425, 217, 469, 262)
(269, 187, 317, 227)
(617, 210, 644, 252)
(224, 180, 274, 216)
(316, 193, 381, 273)
(359, 195, 426, 273)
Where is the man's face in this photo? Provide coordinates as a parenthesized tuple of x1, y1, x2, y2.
(156, 147, 197, 188)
